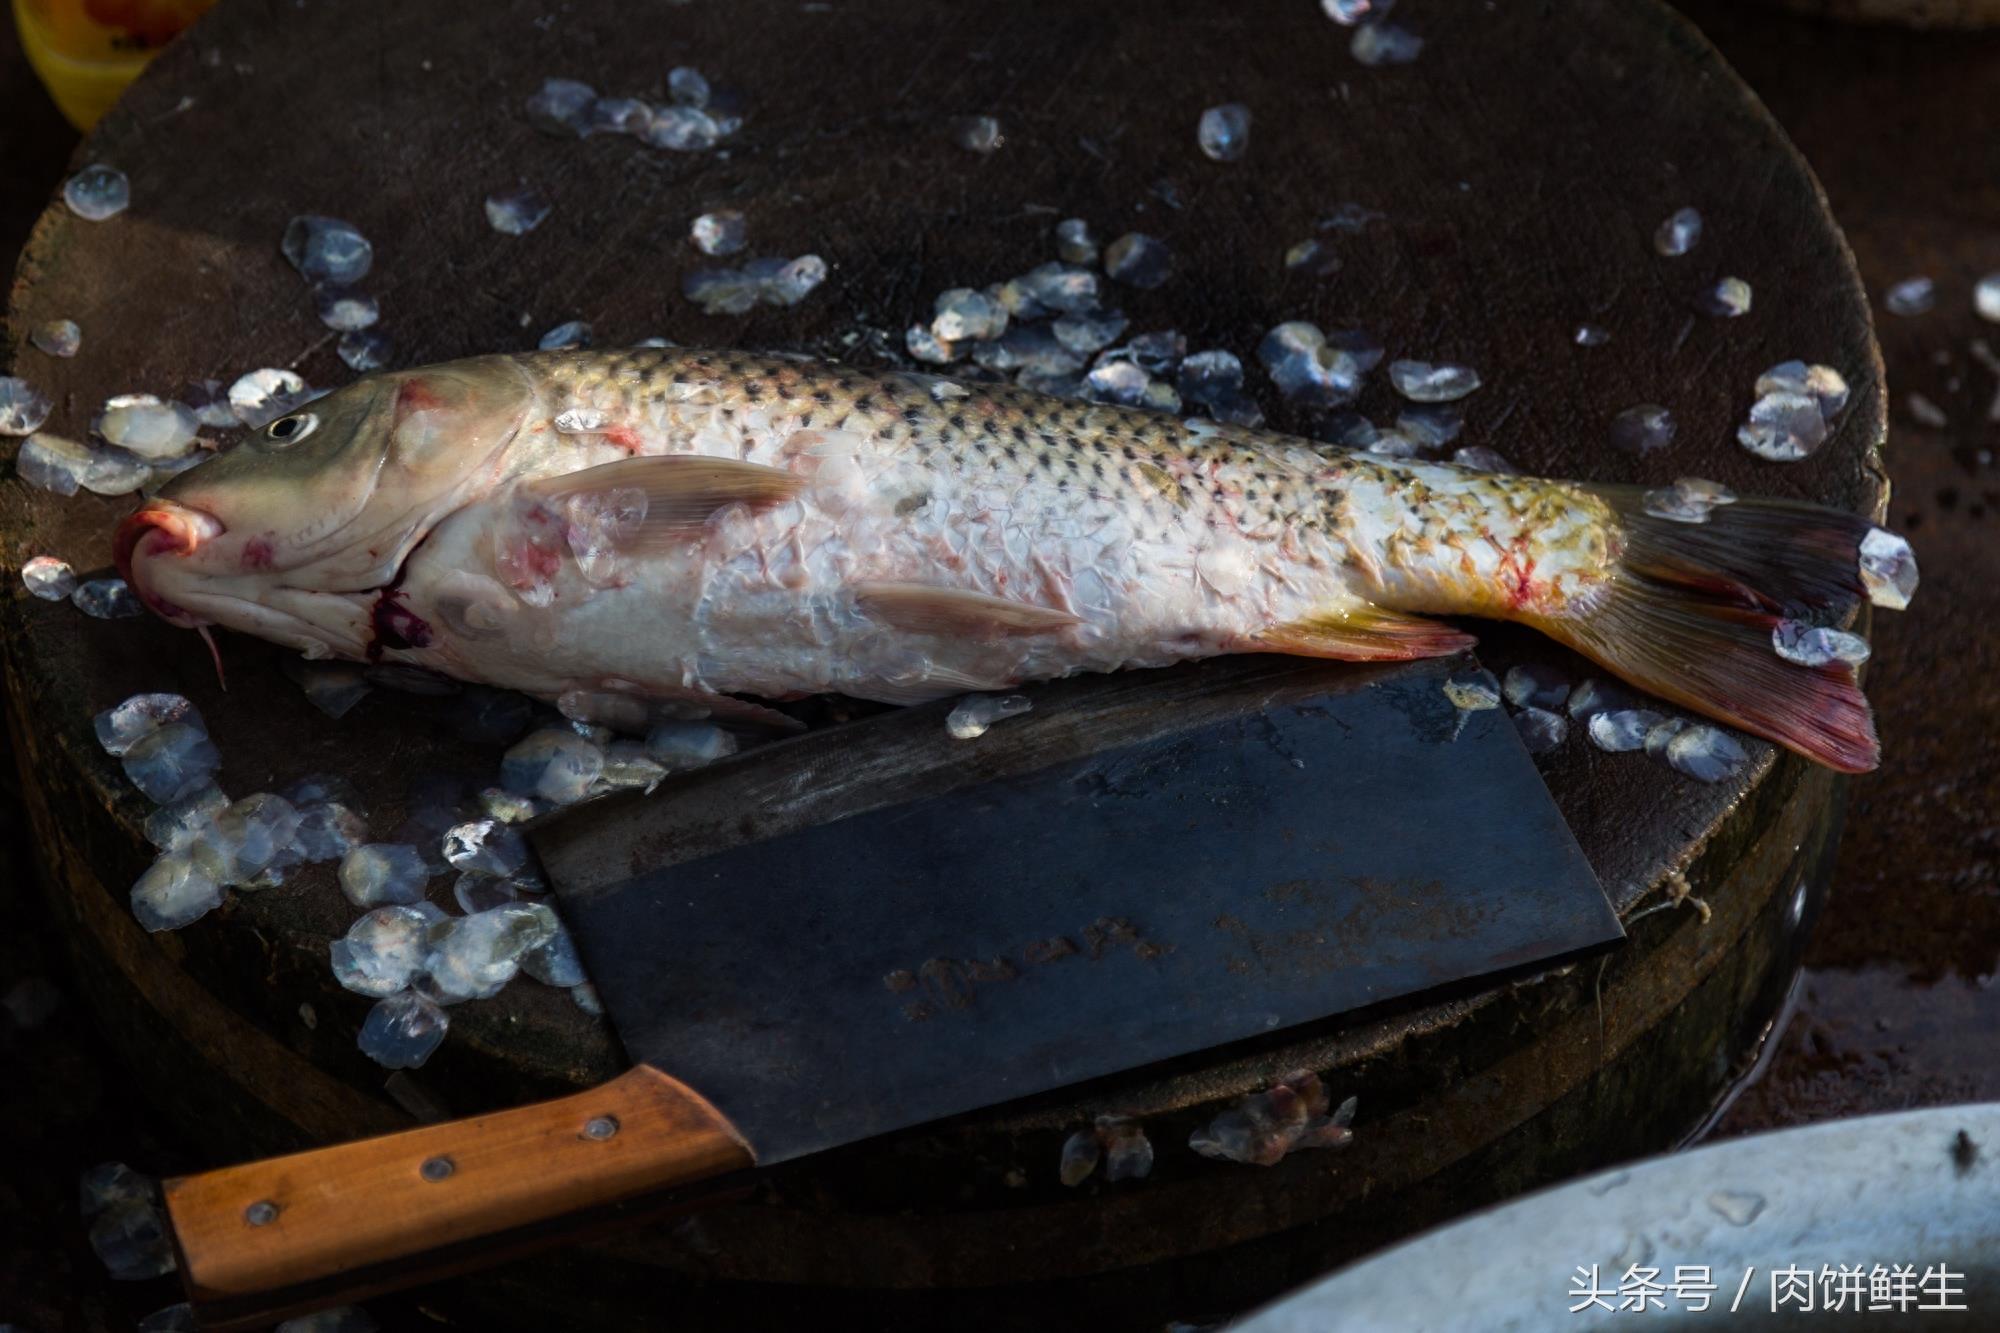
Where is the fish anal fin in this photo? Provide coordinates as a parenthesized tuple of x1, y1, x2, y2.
(855, 582, 1083, 639)
(531, 455, 805, 547)
(1254, 605, 1478, 661)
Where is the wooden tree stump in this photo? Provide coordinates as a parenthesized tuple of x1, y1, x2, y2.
(2, 1, 1888, 1327)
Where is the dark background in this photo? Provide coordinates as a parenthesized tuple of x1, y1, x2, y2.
(2, 2, 1996, 1327)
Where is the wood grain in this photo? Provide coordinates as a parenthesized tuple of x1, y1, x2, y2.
(162, 1065, 752, 1323)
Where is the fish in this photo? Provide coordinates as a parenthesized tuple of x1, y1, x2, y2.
(115, 347, 1914, 771)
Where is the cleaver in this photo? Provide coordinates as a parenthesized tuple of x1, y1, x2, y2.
(161, 653, 1621, 1327)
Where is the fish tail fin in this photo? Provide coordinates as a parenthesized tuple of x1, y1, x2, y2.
(1535, 485, 1883, 773)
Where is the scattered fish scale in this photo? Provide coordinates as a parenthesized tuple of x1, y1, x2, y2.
(1664, 724, 1748, 783)
(296, 801, 367, 862)
(1772, 619, 1870, 667)
(502, 728, 605, 802)
(1737, 391, 1828, 462)
(1858, 528, 1918, 610)
(31, 318, 81, 357)
(228, 368, 314, 429)
(73, 578, 145, 619)
(286, 658, 374, 719)
(1322, 0, 1393, 23)
(338, 843, 431, 908)
(1350, 22, 1422, 65)
(522, 921, 589, 987)
(1451, 445, 1514, 473)
(947, 693, 1033, 739)
(1643, 715, 1690, 761)
(64, 164, 129, 221)
(339, 329, 395, 373)
(1977, 273, 2000, 323)
(1016, 261, 1102, 315)
(1388, 360, 1480, 403)
(1503, 663, 1570, 710)
(442, 818, 530, 879)
(144, 785, 228, 853)
(0, 376, 54, 435)
(1884, 276, 1935, 317)
(538, 321, 591, 352)
(1566, 677, 1640, 723)
(131, 853, 223, 933)
(122, 723, 222, 803)
(87, 1185, 177, 1279)
(1654, 207, 1702, 257)
(690, 210, 747, 256)
(1755, 361, 1849, 418)
(1051, 310, 1127, 357)
(932, 288, 1009, 343)
(191, 793, 305, 888)
(1588, 708, 1666, 753)
(1259, 321, 1363, 408)
(1054, 218, 1098, 266)
(1575, 324, 1611, 347)
(315, 286, 381, 332)
(586, 95, 654, 136)
(282, 215, 373, 286)
(597, 739, 669, 794)
(1058, 1128, 1100, 1186)
(668, 65, 710, 107)
(480, 183, 553, 237)
(1397, 402, 1464, 447)
(1642, 477, 1732, 524)
(358, 990, 448, 1069)
(644, 105, 725, 152)
(1190, 1070, 1356, 1165)
(645, 721, 738, 770)
(21, 555, 78, 601)
(1514, 706, 1569, 754)
(1103, 233, 1171, 289)
(683, 255, 826, 314)
(1697, 277, 1753, 318)
(1283, 238, 1340, 277)
(1084, 359, 1159, 409)
(1197, 103, 1251, 162)
(950, 114, 1003, 153)
(94, 693, 201, 756)
(1443, 669, 1501, 712)
(98, 398, 199, 460)
(422, 902, 559, 1002)
(525, 77, 597, 136)
(1100, 1116, 1154, 1181)
(331, 906, 434, 997)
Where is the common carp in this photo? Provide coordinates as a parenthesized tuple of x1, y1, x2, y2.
(115, 347, 1913, 771)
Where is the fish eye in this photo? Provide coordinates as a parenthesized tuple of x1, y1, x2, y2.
(265, 412, 319, 446)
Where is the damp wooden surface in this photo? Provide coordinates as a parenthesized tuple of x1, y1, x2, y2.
(1, 0, 1889, 1327)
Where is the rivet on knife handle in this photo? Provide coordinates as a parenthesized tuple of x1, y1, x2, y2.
(161, 1065, 753, 1325)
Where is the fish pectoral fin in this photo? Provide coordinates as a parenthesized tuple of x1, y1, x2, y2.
(530, 456, 805, 546)
(560, 681, 807, 732)
(853, 582, 1083, 638)
(1253, 605, 1477, 661)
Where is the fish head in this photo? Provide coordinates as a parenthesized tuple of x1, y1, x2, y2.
(116, 356, 534, 659)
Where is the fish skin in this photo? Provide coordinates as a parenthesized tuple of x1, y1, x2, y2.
(405, 348, 1611, 702)
(119, 348, 1899, 769)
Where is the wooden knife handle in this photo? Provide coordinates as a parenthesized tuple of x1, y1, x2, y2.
(162, 1065, 754, 1328)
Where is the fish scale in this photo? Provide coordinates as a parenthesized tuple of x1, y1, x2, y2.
(119, 348, 1911, 770)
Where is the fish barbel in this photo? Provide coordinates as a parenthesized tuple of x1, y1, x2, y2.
(116, 347, 1911, 770)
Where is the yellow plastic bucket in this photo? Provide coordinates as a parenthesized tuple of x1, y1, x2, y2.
(12, 0, 215, 131)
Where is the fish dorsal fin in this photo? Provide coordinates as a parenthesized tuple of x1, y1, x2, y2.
(530, 455, 805, 547)
(1254, 604, 1477, 661)
(854, 582, 1083, 638)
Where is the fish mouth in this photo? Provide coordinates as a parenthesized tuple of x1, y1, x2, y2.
(115, 500, 226, 627)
